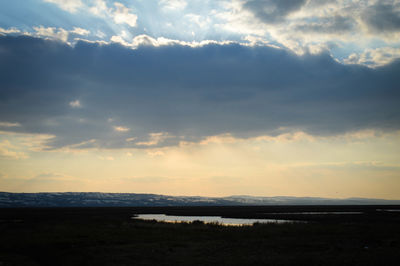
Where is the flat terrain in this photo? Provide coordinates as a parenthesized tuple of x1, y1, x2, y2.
(1, 206, 399, 265)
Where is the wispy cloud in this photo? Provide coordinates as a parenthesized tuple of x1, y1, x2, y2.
(98, 155, 115, 161)
(136, 133, 170, 146)
(114, 126, 130, 132)
(69, 100, 82, 108)
(159, 0, 187, 11)
(0, 140, 28, 159)
(0, 122, 21, 127)
(70, 27, 90, 36)
(147, 150, 165, 157)
(43, 0, 84, 13)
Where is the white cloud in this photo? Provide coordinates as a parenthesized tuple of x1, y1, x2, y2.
(111, 33, 233, 49)
(110, 35, 130, 46)
(69, 99, 81, 108)
(32, 26, 91, 42)
(112, 2, 138, 27)
(159, 0, 187, 11)
(214, 1, 268, 37)
(114, 126, 130, 132)
(2, 0, 398, 69)
(131, 34, 160, 46)
(213, 0, 400, 64)
(344, 47, 400, 67)
(89, 0, 108, 15)
(43, 0, 83, 13)
(0, 27, 20, 35)
(70, 27, 90, 36)
(90, 1, 138, 28)
(33, 26, 69, 42)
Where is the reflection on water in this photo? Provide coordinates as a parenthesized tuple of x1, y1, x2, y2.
(132, 214, 300, 226)
(376, 209, 400, 212)
(262, 212, 363, 215)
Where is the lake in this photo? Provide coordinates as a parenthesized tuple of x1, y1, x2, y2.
(132, 214, 301, 226)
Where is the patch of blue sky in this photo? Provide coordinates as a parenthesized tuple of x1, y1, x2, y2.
(367, 39, 399, 50)
(0, 0, 49, 31)
(329, 42, 364, 61)
(1, 1, 74, 33)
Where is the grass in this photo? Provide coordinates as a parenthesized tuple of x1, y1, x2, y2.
(0, 207, 399, 265)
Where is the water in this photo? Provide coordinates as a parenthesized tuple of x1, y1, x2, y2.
(376, 209, 400, 212)
(262, 212, 363, 215)
(132, 214, 300, 226)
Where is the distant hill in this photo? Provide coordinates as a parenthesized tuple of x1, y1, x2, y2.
(1, 192, 399, 207)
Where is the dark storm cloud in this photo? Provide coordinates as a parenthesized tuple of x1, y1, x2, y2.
(361, 4, 400, 33)
(0, 35, 400, 149)
(243, 0, 307, 24)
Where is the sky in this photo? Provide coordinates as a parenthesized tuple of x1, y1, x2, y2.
(0, 0, 400, 199)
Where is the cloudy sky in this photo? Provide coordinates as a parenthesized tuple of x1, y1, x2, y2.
(1, 0, 399, 199)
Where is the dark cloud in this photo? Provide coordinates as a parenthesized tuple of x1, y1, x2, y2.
(0, 35, 399, 149)
(306, 0, 337, 8)
(243, 0, 307, 24)
(361, 4, 400, 33)
(294, 15, 355, 34)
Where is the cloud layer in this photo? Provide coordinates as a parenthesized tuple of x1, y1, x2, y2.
(0, 35, 399, 149)
(2, 1, 400, 67)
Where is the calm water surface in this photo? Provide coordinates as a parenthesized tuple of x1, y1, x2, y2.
(376, 209, 400, 212)
(263, 212, 363, 215)
(132, 214, 300, 226)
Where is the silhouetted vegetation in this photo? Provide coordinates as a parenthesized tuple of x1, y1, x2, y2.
(0, 206, 399, 265)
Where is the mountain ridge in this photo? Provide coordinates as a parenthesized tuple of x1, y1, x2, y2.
(1, 192, 399, 207)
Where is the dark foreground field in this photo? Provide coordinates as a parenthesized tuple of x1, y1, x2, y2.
(1, 206, 400, 265)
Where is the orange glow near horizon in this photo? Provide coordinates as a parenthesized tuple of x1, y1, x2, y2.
(1, 130, 399, 199)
